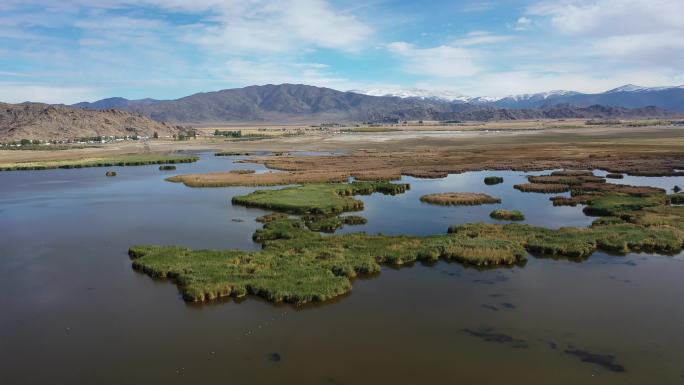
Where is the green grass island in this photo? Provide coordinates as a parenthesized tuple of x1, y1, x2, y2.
(129, 173, 684, 305)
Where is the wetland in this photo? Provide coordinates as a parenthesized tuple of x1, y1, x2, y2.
(3, 136, 684, 384)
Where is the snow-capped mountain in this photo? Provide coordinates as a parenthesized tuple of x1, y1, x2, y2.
(352, 84, 684, 111)
(605, 84, 684, 93)
(350, 88, 478, 103)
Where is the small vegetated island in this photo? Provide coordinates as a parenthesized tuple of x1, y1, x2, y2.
(484, 176, 504, 185)
(490, 209, 525, 221)
(130, 170, 684, 305)
(420, 192, 501, 206)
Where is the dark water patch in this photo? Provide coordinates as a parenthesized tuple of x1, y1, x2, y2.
(481, 304, 499, 311)
(489, 293, 503, 298)
(500, 302, 516, 309)
(462, 328, 529, 349)
(564, 347, 625, 372)
(268, 353, 281, 362)
(537, 339, 558, 350)
(325, 377, 345, 385)
(473, 279, 495, 285)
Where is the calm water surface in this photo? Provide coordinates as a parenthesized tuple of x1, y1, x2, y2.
(1, 152, 683, 385)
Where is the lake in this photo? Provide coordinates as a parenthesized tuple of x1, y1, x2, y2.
(1, 151, 683, 385)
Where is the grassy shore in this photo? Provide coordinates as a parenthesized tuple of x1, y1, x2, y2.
(232, 182, 409, 215)
(0, 153, 198, 171)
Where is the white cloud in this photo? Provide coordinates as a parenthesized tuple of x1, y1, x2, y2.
(387, 41, 481, 78)
(527, 0, 684, 66)
(208, 58, 360, 91)
(452, 31, 512, 46)
(514, 16, 533, 31)
(529, 0, 684, 36)
(169, 0, 373, 54)
(0, 83, 102, 104)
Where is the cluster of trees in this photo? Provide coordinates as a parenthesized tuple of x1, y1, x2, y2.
(175, 130, 197, 141)
(214, 129, 242, 138)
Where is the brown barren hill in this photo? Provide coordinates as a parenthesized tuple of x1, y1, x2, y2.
(0, 102, 184, 141)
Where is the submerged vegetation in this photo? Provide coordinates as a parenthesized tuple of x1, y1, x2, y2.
(0, 154, 199, 171)
(232, 182, 409, 215)
(420, 192, 501, 206)
(490, 209, 525, 221)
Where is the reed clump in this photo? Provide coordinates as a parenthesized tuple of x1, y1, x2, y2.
(256, 213, 289, 223)
(551, 170, 594, 177)
(528, 175, 604, 185)
(670, 194, 684, 204)
(605, 173, 624, 179)
(159, 165, 176, 171)
(514, 183, 570, 193)
(484, 176, 504, 185)
(490, 209, 525, 221)
(420, 192, 501, 206)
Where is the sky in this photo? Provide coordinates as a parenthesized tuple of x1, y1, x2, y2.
(0, 0, 683, 103)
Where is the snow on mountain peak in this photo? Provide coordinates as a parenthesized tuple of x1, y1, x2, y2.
(351, 88, 475, 102)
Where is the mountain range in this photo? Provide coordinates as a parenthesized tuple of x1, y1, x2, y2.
(356, 84, 684, 111)
(72, 83, 683, 124)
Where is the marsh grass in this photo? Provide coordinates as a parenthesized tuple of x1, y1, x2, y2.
(420, 192, 501, 206)
(129, 169, 684, 305)
(528, 175, 604, 185)
(303, 215, 368, 232)
(256, 213, 289, 223)
(514, 183, 570, 193)
(484, 176, 504, 185)
(0, 154, 198, 171)
(130, 218, 529, 304)
(669, 194, 684, 205)
(551, 170, 594, 177)
(232, 182, 409, 215)
(490, 209, 525, 221)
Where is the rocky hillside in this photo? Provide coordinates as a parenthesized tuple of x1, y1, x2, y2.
(0, 102, 184, 141)
(74, 84, 676, 124)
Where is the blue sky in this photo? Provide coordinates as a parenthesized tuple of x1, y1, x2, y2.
(0, 0, 683, 103)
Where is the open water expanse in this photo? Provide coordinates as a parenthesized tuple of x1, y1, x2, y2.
(1, 151, 683, 385)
